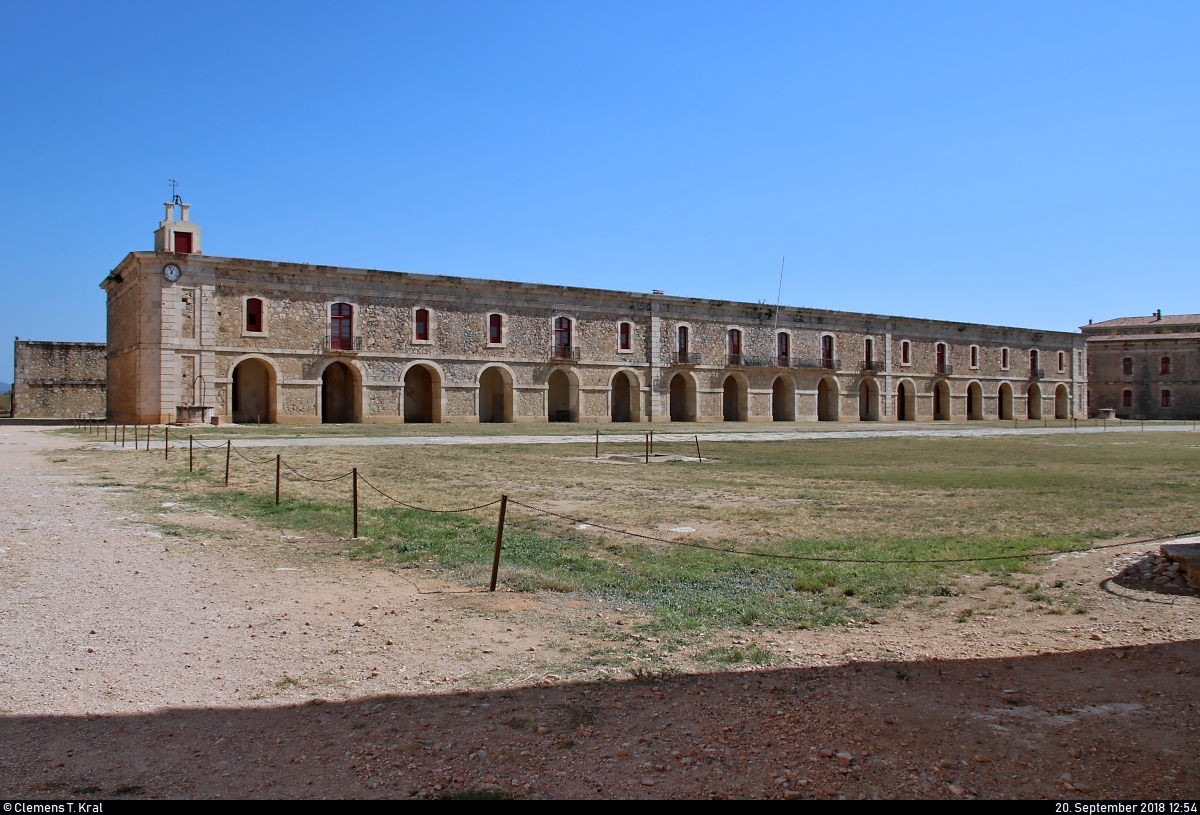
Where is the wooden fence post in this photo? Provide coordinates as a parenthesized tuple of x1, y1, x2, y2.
(224, 440, 231, 487)
(352, 468, 359, 538)
(275, 454, 281, 505)
(695, 434, 703, 463)
(189, 435, 194, 472)
(489, 495, 509, 592)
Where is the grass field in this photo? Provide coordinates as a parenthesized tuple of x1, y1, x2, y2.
(74, 427, 1200, 632)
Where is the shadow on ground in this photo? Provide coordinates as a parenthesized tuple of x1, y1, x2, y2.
(5, 641, 1197, 800)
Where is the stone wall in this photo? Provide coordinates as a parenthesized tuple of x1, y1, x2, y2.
(1085, 336, 1200, 419)
(101, 251, 1087, 424)
(12, 340, 107, 418)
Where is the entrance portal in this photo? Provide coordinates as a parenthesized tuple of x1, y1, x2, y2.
(858, 379, 879, 421)
(998, 382, 1013, 420)
(967, 381, 983, 420)
(321, 361, 358, 423)
(232, 358, 273, 423)
(722, 376, 744, 421)
(933, 380, 950, 420)
(669, 374, 695, 422)
(548, 369, 576, 422)
(1027, 383, 1042, 420)
(897, 381, 914, 421)
(817, 378, 838, 421)
(611, 372, 636, 423)
(1055, 384, 1069, 420)
(403, 365, 436, 423)
(479, 366, 512, 423)
(772, 377, 794, 421)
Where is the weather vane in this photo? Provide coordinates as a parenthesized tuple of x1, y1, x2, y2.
(169, 178, 182, 206)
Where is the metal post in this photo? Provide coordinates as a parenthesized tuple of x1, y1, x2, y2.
(489, 495, 508, 592)
(189, 435, 194, 472)
(224, 440, 231, 487)
(352, 467, 359, 538)
(133, 425, 138, 449)
(105, 424, 108, 441)
(595, 429, 599, 459)
(650, 430, 654, 455)
(122, 425, 126, 447)
(164, 426, 169, 460)
(695, 434, 703, 463)
(275, 454, 281, 505)
(645, 434, 649, 464)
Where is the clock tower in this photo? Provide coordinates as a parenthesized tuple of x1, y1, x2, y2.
(153, 195, 202, 254)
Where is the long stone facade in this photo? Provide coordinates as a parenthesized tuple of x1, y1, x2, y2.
(101, 213, 1086, 426)
(11, 340, 107, 419)
(1082, 312, 1200, 420)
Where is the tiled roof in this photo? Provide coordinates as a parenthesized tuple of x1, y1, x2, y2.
(1083, 313, 1200, 330)
(1086, 332, 1200, 342)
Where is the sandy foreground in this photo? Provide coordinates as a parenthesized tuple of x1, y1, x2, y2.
(0, 427, 1196, 799)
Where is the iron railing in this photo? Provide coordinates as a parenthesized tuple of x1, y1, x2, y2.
(671, 351, 702, 365)
(325, 335, 362, 352)
(860, 358, 883, 372)
(1030, 368, 1044, 379)
(550, 345, 581, 361)
(936, 362, 954, 375)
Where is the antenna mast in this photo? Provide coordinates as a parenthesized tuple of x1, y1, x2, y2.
(773, 256, 785, 334)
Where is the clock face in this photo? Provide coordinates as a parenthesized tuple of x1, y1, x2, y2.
(163, 263, 181, 282)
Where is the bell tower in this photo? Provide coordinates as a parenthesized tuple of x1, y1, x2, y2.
(153, 189, 202, 254)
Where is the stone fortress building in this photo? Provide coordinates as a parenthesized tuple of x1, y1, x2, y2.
(10, 339, 107, 419)
(1082, 311, 1200, 420)
(98, 200, 1087, 426)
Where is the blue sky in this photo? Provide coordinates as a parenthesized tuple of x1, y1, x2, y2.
(2, 1, 1198, 380)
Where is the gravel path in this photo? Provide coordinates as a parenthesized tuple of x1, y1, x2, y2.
(2, 427, 1198, 800)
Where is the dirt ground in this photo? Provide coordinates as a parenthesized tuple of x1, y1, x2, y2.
(1, 427, 1197, 800)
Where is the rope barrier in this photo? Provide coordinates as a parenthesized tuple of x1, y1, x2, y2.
(279, 459, 355, 483)
(231, 444, 279, 465)
(507, 498, 1198, 565)
(358, 473, 503, 514)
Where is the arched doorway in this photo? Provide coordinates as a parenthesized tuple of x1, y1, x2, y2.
(1027, 383, 1042, 420)
(772, 377, 794, 421)
(817, 377, 838, 421)
(967, 381, 983, 420)
(722, 376, 745, 421)
(897, 381, 914, 421)
(933, 380, 950, 421)
(611, 371, 637, 423)
(669, 373, 695, 422)
(858, 379, 879, 421)
(548, 369, 576, 422)
(232, 358, 274, 423)
(321, 361, 359, 423)
(998, 382, 1013, 420)
(1055, 384, 1069, 420)
(479, 366, 512, 423)
(404, 365, 437, 423)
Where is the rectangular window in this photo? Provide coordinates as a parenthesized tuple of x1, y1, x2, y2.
(619, 322, 631, 351)
(174, 231, 193, 253)
(1162, 390, 1172, 407)
(779, 333, 791, 367)
(1001, 348, 1009, 369)
(489, 314, 503, 344)
(901, 341, 910, 365)
(1161, 357, 1171, 375)
(1123, 357, 1133, 376)
(677, 326, 689, 355)
(821, 335, 834, 368)
(415, 308, 430, 341)
(970, 346, 978, 368)
(330, 302, 352, 350)
(246, 298, 263, 332)
(728, 329, 742, 365)
(554, 317, 572, 358)
(1058, 351, 1064, 371)
(1123, 390, 1133, 408)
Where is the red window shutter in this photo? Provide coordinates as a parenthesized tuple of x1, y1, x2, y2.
(489, 314, 502, 343)
(619, 322, 630, 350)
(246, 299, 262, 331)
(415, 309, 429, 341)
(175, 232, 192, 253)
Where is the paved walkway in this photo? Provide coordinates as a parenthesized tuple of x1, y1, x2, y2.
(150, 421, 1197, 450)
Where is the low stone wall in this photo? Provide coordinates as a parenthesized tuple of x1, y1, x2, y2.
(12, 340, 107, 418)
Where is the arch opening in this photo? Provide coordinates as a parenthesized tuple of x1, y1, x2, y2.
(1055, 383, 1069, 420)
(933, 380, 950, 421)
(897, 381, 915, 421)
(479, 366, 513, 423)
(321, 361, 360, 424)
(547, 369, 577, 422)
(1027, 383, 1042, 420)
(669, 373, 695, 422)
(998, 382, 1013, 420)
(403, 364, 439, 423)
(611, 372, 636, 423)
(858, 379, 879, 421)
(772, 377, 795, 421)
(967, 381, 983, 420)
(722, 376, 746, 421)
(817, 377, 838, 421)
(232, 358, 275, 424)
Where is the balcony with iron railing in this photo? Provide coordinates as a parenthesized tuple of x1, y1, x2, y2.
(860, 358, 883, 373)
(726, 354, 842, 370)
(1030, 368, 1044, 379)
(935, 362, 954, 376)
(324, 335, 362, 352)
(550, 345, 581, 361)
(670, 351, 702, 365)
